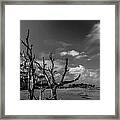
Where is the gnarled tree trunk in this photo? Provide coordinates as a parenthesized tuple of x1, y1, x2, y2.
(51, 86, 57, 100)
(29, 89, 34, 100)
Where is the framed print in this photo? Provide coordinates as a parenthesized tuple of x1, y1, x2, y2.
(0, 0, 119, 119)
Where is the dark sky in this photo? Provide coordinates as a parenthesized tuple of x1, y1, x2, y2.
(20, 20, 100, 70)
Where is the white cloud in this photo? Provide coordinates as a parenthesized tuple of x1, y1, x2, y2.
(87, 58, 91, 61)
(89, 71, 97, 77)
(60, 50, 79, 57)
(60, 50, 89, 60)
(69, 65, 85, 76)
(75, 54, 87, 59)
(68, 50, 79, 56)
(68, 65, 100, 85)
(75, 51, 88, 59)
(80, 52, 85, 55)
(60, 51, 68, 56)
(81, 69, 100, 83)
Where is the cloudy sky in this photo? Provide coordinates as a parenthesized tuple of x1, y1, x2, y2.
(20, 20, 100, 85)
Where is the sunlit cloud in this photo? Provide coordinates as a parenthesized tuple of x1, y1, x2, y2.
(68, 64, 100, 85)
(75, 51, 88, 59)
(60, 50, 79, 57)
(87, 58, 92, 61)
(69, 65, 85, 77)
(60, 51, 68, 56)
(75, 54, 88, 59)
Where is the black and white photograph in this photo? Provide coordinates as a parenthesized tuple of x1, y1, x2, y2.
(20, 20, 100, 100)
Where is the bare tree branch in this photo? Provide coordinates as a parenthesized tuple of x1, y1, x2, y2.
(20, 29, 37, 100)
(60, 58, 69, 83)
(42, 57, 51, 87)
(26, 29, 30, 44)
(21, 40, 31, 51)
(49, 53, 54, 72)
(34, 61, 43, 70)
(48, 53, 58, 85)
(60, 74, 81, 85)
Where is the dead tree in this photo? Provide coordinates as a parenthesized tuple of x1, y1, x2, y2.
(20, 29, 43, 100)
(35, 53, 81, 100)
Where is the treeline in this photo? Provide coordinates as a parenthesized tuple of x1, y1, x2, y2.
(21, 78, 99, 90)
(59, 83, 98, 90)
